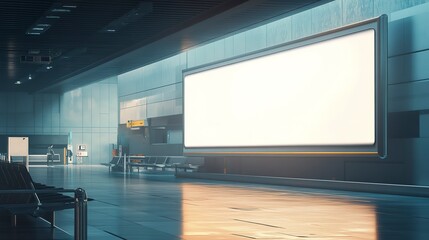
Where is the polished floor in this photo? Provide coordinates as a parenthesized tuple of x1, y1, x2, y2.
(1, 165, 429, 240)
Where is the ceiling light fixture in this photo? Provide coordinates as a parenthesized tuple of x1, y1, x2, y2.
(100, 2, 153, 33)
(28, 49, 40, 54)
(51, 8, 71, 12)
(14, 80, 22, 85)
(28, 74, 32, 80)
(26, 3, 76, 36)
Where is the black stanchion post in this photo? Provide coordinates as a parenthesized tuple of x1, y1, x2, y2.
(74, 188, 88, 240)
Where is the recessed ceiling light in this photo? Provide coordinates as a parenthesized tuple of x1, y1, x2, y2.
(100, 2, 152, 33)
(28, 49, 40, 55)
(26, 2, 73, 37)
(28, 74, 32, 80)
(15, 80, 22, 85)
(51, 8, 71, 12)
(46, 65, 53, 70)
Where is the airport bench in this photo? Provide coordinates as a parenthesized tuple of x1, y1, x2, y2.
(0, 162, 87, 233)
(168, 156, 203, 173)
(128, 156, 169, 172)
(101, 155, 204, 173)
(127, 156, 204, 173)
(100, 156, 123, 172)
(101, 156, 166, 172)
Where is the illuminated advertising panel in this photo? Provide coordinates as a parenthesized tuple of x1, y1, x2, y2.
(183, 16, 387, 157)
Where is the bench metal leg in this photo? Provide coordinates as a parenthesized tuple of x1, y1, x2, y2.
(46, 211, 55, 227)
(38, 211, 56, 227)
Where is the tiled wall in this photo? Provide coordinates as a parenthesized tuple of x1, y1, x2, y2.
(118, 53, 186, 123)
(387, 3, 429, 185)
(0, 77, 118, 164)
(119, 0, 429, 122)
(0, 92, 59, 134)
(60, 77, 118, 164)
(118, 0, 429, 184)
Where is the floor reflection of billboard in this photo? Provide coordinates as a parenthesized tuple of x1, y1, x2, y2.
(181, 184, 377, 239)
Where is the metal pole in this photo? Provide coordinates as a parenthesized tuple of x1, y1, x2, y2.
(74, 188, 88, 240)
(123, 153, 127, 173)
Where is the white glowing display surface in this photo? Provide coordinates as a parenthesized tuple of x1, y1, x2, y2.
(184, 29, 375, 149)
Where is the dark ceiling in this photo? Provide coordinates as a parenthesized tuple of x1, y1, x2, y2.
(1, 0, 330, 93)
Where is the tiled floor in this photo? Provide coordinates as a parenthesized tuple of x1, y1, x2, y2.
(2, 165, 429, 239)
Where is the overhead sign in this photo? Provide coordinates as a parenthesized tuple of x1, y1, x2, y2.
(127, 120, 145, 128)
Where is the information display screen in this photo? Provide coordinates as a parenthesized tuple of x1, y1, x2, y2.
(183, 16, 387, 157)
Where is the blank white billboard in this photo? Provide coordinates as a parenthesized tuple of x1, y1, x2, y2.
(183, 16, 387, 156)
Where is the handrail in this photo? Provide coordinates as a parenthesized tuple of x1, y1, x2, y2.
(0, 189, 75, 194)
(74, 188, 88, 240)
(0, 188, 88, 240)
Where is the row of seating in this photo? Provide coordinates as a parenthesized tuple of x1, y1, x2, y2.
(0, 162, 76, 227)
(102, 155, 203, 173)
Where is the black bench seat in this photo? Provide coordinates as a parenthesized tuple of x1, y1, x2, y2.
(0, 162, 76, 227)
